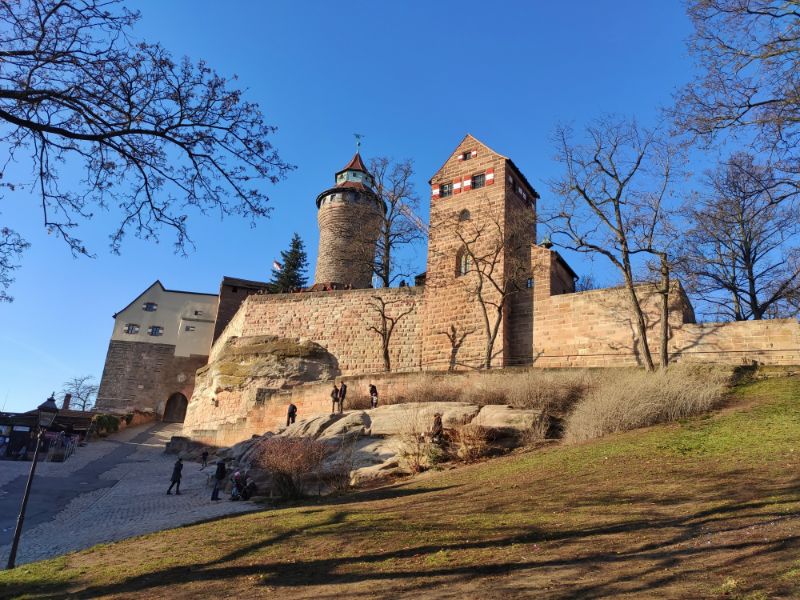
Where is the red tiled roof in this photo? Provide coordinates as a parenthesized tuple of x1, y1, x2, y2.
(339, 152, 368, 173)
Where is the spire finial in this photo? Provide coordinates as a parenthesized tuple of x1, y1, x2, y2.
(353, 133, 364, 152)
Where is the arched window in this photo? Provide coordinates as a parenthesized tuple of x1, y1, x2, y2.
(458, 209, 471, 222)
(455, 247, 471, 277)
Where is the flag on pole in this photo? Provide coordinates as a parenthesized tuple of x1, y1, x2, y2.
(272, 260, 282, 271)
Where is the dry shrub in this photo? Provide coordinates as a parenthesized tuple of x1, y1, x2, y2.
(504, 370, 593, 415)
(251, 436, 332, 499)
(564, 366, 731, 444)
(389, 374, 463, 405)
(394, 404, 434, 472)
(451, 420, 493, 462)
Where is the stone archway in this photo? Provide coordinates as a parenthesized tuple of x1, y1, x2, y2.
(163, 392, 188, 423)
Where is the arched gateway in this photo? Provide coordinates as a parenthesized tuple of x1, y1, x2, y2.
(163, 392, 188, 423)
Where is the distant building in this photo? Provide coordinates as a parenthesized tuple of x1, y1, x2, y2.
(95, 281, 218, 422)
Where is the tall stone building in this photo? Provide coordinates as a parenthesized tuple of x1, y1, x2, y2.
(96, 281, 218, 421)
(314, 152, 384, 289)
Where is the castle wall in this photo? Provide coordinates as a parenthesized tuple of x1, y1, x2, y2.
(532, 283, 800, 368)
(96, 340, 207, 416)
(236, 287, 422, 375)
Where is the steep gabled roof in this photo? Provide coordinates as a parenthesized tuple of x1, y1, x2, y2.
(336, 152, 368, 175)
(428, 133, 540, 200)
(112, 280, 217, 318)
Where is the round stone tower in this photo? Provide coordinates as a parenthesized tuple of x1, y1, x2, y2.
(314, 152, 384, 289)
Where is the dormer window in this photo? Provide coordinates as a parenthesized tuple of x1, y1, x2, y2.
(143, 302, 157, 312)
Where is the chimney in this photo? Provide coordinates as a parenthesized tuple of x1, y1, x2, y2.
(62, 393, 72, 411)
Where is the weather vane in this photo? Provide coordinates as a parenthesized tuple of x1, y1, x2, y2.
(354, 133, 364, 151)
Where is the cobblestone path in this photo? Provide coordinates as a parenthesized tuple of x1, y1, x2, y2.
(0, 423, 256, 566)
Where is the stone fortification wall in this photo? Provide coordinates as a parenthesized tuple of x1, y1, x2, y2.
(533, 284, 800, 367)
(209, 301, 247, 362)
(237, 287, 423, 375)
(96, 340, 207, 416)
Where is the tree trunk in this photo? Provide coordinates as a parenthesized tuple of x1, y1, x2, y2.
(623, 273, 655, 371)
(659, 254, 670, 370)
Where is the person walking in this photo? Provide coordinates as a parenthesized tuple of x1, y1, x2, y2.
(338, 381, 347, 414)
(211, 460, 227, 501)
(200, 450, 209, 469)
(330, 383, 340, 415)
(167, 458, 183, 495)
(369, 384, 379, 409)
(287, 403, 298, 427)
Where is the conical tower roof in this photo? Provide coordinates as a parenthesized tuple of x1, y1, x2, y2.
(336, 152, 368, 176)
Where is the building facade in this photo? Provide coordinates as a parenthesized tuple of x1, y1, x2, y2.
(95, 281, 218, 421)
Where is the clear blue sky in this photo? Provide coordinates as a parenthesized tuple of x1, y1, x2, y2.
(0, 1, 694, 412)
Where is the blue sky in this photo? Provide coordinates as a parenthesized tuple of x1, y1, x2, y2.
(0, 1, 694, 412)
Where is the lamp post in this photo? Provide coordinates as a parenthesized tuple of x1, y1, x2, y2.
(5, 394, 59, 570)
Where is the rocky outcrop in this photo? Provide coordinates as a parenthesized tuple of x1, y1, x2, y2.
(221, 402, 544, 494)
(183, 335, 340, 438)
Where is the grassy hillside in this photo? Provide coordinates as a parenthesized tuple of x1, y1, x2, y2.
(2, 375, 799, 599)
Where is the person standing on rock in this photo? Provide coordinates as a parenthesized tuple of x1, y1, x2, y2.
(200, 450, 209, 469)
(369, 384, 379, 409)
(167, 458, 183, 495)
(330, 383, 340, 415)
(338, 381, 347, 414)
(287, 403, 298, 427)
(211, 460, 227, 501)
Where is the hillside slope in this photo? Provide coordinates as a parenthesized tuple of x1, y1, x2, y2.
(2, 376, 799, 599)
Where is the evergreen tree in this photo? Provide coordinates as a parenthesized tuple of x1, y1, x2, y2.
(270, 233, 308, 292)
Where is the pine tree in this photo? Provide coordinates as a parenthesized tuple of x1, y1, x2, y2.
(270, 233, 308, 292)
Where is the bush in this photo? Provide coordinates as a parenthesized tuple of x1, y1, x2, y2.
(94, 414, 120, 435)
(451, 421, 493, 462)
(250, 437, 332, 499)
(563, 366, 731, 443)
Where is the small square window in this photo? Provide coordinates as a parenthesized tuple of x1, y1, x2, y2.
(526, 278, 534, 289)
(472, 173, 485, 190)
(124, 323, 140, 334)
(461, 151, 472, 161)
(148, 325, 163, 336)
(185, 325, 196, 332)
(143, 302, 158, 312)
(440, 183, 453, 198)
(194, 310, 203, 316)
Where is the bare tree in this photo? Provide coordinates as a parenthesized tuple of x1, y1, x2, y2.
(0, 0, 292, 300)
(62, 375, 99, 411)
(367, 295, 415, 372)
(453, 202, 531, 370)
(548, 118, 681, 371)
(368, 157, 425, 287)
(0, 228, 29, 302)
(675, 0, 800, 196)
(575, 274, 598, 292)
(678, 153, 800, 320)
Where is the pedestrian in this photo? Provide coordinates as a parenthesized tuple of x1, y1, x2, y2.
(287, 402, 298, 427)
(200, 449, 209, 469)
(338, 381, 347, 414)
(330, 383, 340, 415)
(431, 412, 444, 444)
(211, 460, 227, 501)
(167, 457, 183, 495)
(369, 384, 379, 409)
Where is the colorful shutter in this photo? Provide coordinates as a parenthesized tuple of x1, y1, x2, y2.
(432, 184, 440, 199)
(471, 150, 477, 158)
(453, 178, 462, 195)
(463, 175, 472, 191)
(486, 168, 495, 185)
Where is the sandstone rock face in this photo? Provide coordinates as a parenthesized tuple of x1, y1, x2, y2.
(183, 335, 340, 437)
(223, 401, 542, 494)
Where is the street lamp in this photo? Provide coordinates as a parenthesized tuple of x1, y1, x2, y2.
(5, 394, 59, 569)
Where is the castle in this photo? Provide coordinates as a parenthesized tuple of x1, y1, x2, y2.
(96, 135, 800, 442)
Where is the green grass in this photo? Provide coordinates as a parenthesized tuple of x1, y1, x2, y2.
(2, 375, 799, 599)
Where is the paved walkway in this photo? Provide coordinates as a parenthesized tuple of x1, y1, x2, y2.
(0, 423, 257, 566)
